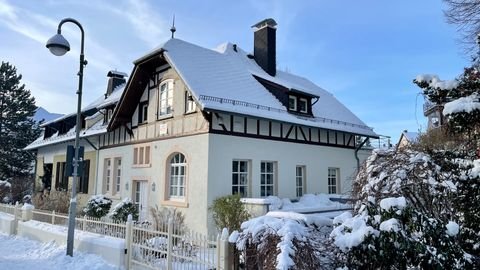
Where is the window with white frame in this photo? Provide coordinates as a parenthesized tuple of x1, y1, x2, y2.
(133, 145, 151, 166)
(138, 101, 148, 124)
(169, 153, 186, 199)
(296, 166, 305, 197)
(260, 161, 276, 197)
(158, 80, 174, 117)
(232, 160, 249, 197)
(114, 158, 122, 194)
(104, 158, 112, 193)
(288, 95, 297, 111)
(328, 168, 339, 194)
(298, 98, 308, 113)
(185, 90, 196, 113)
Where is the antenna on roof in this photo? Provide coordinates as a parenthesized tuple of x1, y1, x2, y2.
(170, 14, 176, 39)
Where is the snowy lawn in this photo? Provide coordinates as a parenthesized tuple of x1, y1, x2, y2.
(0, 233, 119, 270)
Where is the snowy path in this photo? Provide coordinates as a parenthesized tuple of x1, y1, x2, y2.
(0, 233, 119, 270)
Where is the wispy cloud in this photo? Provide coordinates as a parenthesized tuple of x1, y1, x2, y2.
(79, 0, 169, 48)
(0, 0, 119, 72)
(120, 0, 169, 47)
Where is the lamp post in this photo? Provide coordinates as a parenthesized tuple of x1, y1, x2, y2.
(46, 18, 87, 257)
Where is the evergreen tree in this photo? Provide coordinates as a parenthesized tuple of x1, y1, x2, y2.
(0, 62, 40, 180)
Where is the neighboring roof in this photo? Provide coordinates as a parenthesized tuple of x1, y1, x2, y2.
(25, 85, 126, 150)
(96, 84, 126, 109)
(24, 119, 107, 150)
(144, 38, 377, 137)
(402, 130, 419, 142)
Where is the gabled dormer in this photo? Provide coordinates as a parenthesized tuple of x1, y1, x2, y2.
(253, 75, 317, 116)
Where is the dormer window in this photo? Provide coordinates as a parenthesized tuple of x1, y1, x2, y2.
(289, 96, 297, 111)
(288, 94, 311, 115)
(298, 98, 308, 113)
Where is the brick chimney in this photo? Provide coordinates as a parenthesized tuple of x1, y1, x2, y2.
(105, 70, 127, 97)
(252, 18, 277, 76)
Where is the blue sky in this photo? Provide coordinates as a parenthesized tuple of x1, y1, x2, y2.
(0, 0, 470, 143)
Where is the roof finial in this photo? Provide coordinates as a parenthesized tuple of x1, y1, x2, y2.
(170, 14, 176, 39)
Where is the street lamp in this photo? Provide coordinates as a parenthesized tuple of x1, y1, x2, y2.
(46, 18, 87, 257)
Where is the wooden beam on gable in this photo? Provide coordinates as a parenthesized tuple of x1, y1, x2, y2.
(108, 53, 166, 131)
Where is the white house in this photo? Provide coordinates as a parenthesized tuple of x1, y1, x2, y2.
(27, 19, 377, 235)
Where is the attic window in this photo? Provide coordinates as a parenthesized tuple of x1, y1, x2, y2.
(288, 94, 312, 115)
(298, 98, 307, 113)
(289, 96, 297, 111)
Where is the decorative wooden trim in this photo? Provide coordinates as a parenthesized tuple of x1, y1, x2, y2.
(99, 131, 209, 150)
(244, 117, 247, 134)
(256, 119, 260, 135)
(299, 127, 307, 141)
(285, 125, 294, 139)
(210, 129, 355, 149)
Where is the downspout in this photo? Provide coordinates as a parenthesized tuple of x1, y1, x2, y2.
(354, 137, 369, 171)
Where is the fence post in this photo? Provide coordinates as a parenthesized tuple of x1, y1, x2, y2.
(216, 234, 221, 270)
(220, 228, 230, 270)
(166, 218, 173, 270)
(12, 202, 19, 235)
(82, 215, 87, 231)
(51, 210, 55, 224)
(21, 204, 33, 222)
(124, 214, 133, 270)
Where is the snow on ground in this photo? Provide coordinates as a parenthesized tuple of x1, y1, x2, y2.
(0, 233, 119, 270)
(249, 193, 352, 213)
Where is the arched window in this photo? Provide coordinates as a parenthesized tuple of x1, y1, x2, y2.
(169, 153, 186, 199)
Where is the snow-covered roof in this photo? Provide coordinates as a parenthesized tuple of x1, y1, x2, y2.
(24, 118, 107, 150)
(26, 86, 126, 150)
(402, 130, 419, 142)
(96, 84, 126, 109)
(156, 39, 376, 137)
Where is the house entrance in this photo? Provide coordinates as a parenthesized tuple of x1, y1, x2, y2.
(133, 180, 148, 221)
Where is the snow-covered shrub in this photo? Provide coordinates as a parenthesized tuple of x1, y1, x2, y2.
(230, 212, 338, 270)
(332, 149, 478, 269)
(83, 195, 112, 218)
(109, 198, 138, 222)
(209, 194, 250, 232)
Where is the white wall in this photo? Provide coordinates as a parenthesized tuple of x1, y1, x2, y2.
(97, 134, 210, 234)
(0, 213, 15, 235)
(206, 133, 367, 233)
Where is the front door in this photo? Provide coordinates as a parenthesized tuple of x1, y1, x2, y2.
(133, 180, 148, 221)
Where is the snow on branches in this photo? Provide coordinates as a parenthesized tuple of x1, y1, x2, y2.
(331, 149, 479, 269)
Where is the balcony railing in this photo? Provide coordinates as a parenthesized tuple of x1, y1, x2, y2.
(199, 94, 374, 131)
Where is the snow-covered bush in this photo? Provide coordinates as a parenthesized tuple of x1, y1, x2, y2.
(331, 149, 478, 268)
(83, 195, 112, 218)
(210, 194, 250, 232)
(109, 198, 138, 222)
(230, 212, 339, 270)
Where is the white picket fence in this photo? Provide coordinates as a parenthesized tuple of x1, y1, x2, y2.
(0, 203, 231, 270)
